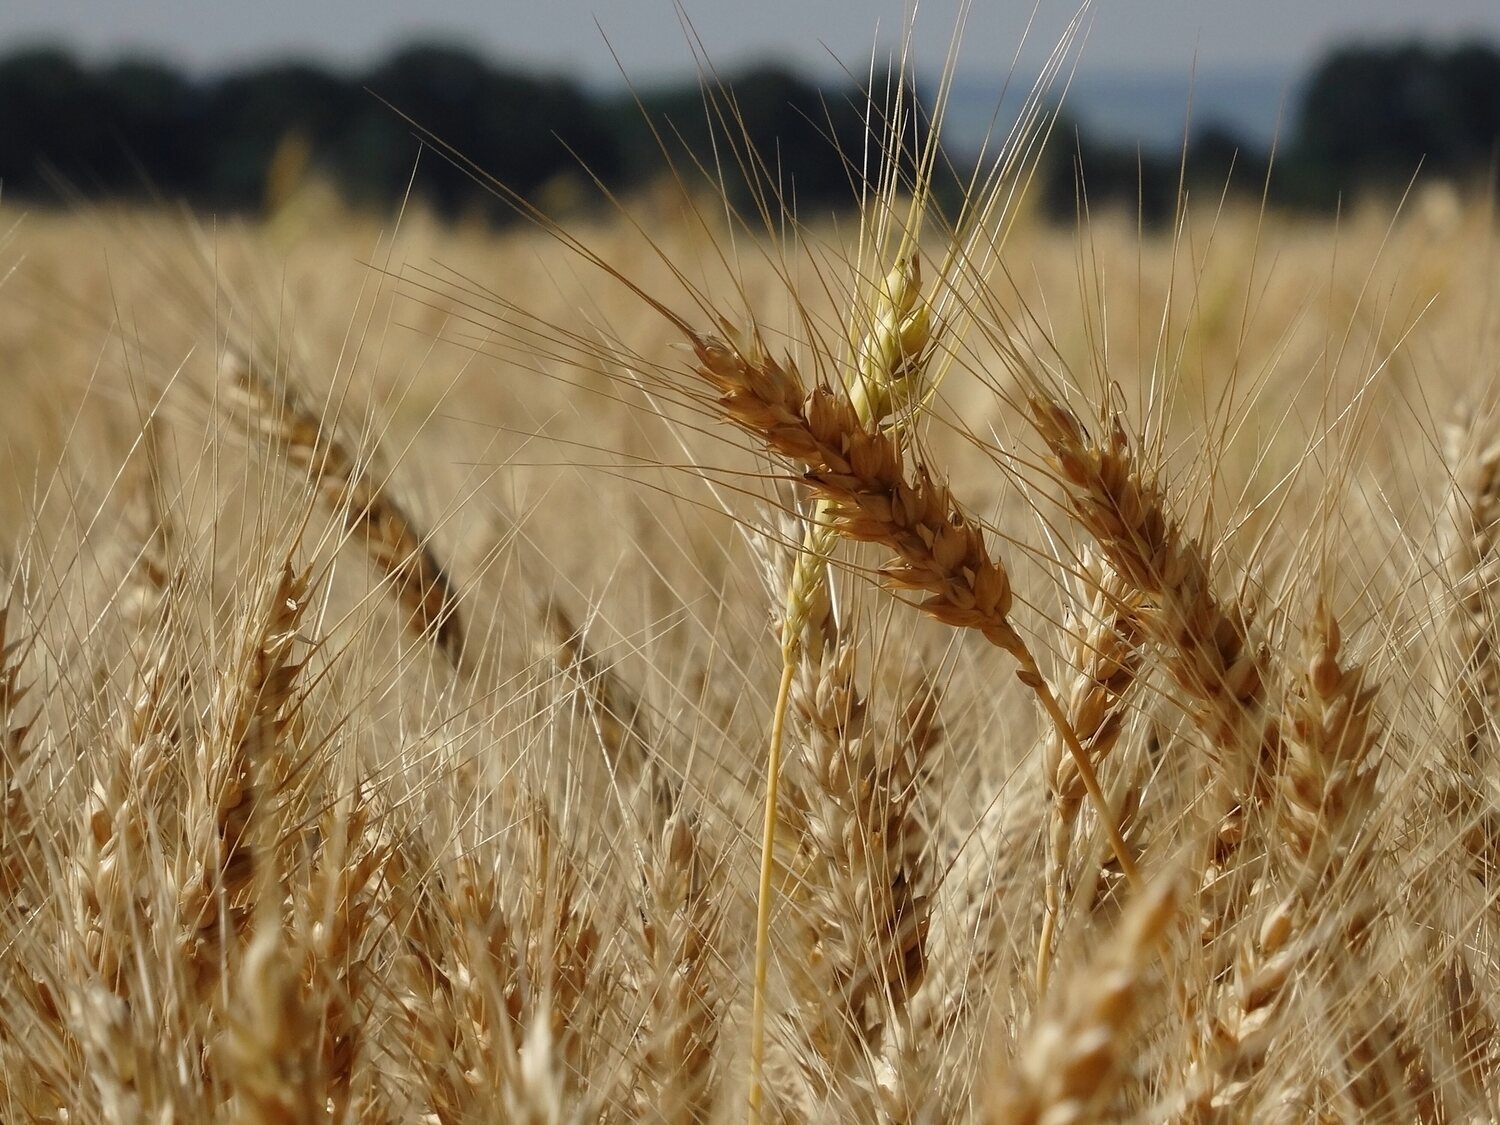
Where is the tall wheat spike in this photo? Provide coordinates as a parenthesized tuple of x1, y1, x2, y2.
(177, 560, 310, 1004)
(748, 252, 933, 1120)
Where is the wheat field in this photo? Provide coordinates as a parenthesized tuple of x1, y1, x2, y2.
(1, 25, 1499, 1122)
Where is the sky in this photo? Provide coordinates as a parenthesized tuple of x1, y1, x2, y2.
(3, 0, 1499, 85)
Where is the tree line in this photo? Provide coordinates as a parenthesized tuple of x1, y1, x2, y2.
(1052, 41, 1500, 223)
(0, 39, 1496, 223)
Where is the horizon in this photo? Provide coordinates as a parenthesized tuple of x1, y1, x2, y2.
(4, 30, 1490, 157)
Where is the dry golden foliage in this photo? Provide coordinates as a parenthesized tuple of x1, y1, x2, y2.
(0, 59, 1498, 1121)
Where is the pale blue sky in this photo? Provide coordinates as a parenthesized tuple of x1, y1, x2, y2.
(2, 1, 1498, 83)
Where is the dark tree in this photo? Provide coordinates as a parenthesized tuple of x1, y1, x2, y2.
(0, 49, 112, 198)
(1295, 42, 1500, 200)
(199, 63, 359, 207)
(608, 63, 930, 219)
(355, 43, 622, 218)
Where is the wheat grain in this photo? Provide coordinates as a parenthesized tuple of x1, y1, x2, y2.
(632, 810, 723, 1124)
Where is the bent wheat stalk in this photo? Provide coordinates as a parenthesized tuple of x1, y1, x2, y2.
(684, 325, 1142, 1116)
(221, 350, 466, 672)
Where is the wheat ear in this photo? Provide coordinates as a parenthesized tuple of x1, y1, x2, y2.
(988, 875, 1179, 1123)
(75, 434, 182, 999)
(0, 601, 36, 904)
(221, 350, 466, 672)
(294, 790, 387, 1117)
(387, 805, 601, 1119)
(220, 917, 325, 1123)
(177, 561, 310, 1003)
(1274, 602, 1380, 864)
(686, 325, 1139, 877)
(1038, 558, 1146, 993)
(386, 838, 516, 1121)
(1026, 393, 1280, 950)
(1440, 410, 1500, 763)
(1176, 602, 1380, 1115)
(1027, 394, 1277, 775)
(776, 629, 942, 1116)
(633, 810, 723, 1124)
(1432, 411, 1500, 895)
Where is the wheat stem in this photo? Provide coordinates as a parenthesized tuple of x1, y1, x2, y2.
(1019, 651, 1140, 892)
(748, 658, 796, 1125)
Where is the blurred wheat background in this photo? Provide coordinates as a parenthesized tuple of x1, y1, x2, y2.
(3, 3, 1500, 1122)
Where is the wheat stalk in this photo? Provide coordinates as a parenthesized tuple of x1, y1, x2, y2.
(1026, 394, 1277, 776)
(1431, 410, 1500, 903)
(0, 601, 36, 905)
(219, 918, 325, 1123)
(686, 327, 1138, 882)
(1440, 410, 1500, 764)
(773, 629, 941, 1118)
(293, 789, 387, 1117)
(632, 810, 723, 1124)
(1026, 393, 1283, 953)
(177, 560, 310, 1004)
